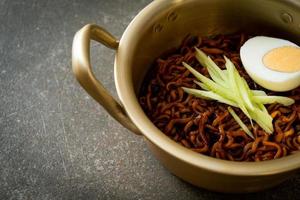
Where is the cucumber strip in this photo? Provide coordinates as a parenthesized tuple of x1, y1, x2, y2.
(206, 56, 228, 82)
(257, 103, 268, 114)
(194, 47, 208, 67)
(251, 90, 267, 96)
(250, 107, 274, 133)
(224, 57, 251, 119)
(255, 107, 273, 126)
(195, 48, 227, 82)
(228, 107, 254, 139)
(194, 80, 209, 91)
(183, 62, 233, 100)
(240, 77, 255, 127)
(195, 49, 225, 85)
(182, 88, 238, 107)
(252, 102, 269, 130)
(237, 73, 254, 110)
(182, 87, 211, 100)
(253, 96, 295, 106)
(206, 67, 227, 86)
(251, 115, 273, 134)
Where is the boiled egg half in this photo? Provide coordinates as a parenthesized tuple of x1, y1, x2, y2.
(240, 36, 300, 91)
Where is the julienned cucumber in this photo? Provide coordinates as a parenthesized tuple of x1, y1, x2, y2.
(182, 48, 295, 137)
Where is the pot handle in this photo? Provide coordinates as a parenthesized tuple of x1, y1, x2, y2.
(72, 24, 142, 135)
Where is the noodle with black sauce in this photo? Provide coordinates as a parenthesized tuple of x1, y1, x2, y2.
(139, 33, 300, 161)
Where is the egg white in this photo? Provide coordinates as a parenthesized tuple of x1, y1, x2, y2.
(240, 36, 300, 91)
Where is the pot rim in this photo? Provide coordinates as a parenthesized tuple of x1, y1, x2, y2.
(115, 0, 300, 176)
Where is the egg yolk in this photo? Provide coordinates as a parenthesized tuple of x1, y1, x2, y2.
(263, 46, 300, 73)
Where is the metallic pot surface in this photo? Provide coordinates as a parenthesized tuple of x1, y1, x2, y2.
(72, 0, 300, 193)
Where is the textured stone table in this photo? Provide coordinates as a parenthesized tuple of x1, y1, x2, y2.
(0, 0, 299, 199)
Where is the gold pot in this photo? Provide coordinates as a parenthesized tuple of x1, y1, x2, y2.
(72, 0, 300, 193)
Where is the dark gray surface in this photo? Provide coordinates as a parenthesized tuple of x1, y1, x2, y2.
(0, 0, 299, 199)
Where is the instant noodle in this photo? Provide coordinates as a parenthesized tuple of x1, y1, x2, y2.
(139, 33, 300, 161)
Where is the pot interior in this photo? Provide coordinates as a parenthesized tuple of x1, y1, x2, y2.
(123, 0, 300, 94)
